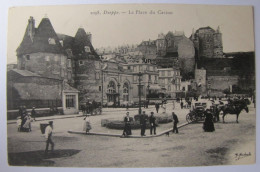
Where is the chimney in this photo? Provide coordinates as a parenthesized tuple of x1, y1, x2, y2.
(27, 16, 35, 41)
(217, 26, 220, 33)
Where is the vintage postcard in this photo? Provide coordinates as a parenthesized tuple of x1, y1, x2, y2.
(6, 3, 255, 167)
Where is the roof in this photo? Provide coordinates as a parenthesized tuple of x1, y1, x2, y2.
(57, 33, 74, 50)
(72, 28, 100, 60)
(63, 83, 79, 93)
(12, 83, 61, 100)
(195, 26, 215, 34)
(17, 17, 65, 56)
(9, 69, 40, 77)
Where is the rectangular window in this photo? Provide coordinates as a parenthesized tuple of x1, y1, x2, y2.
(26, 55, 30, 60)
(68, 71, 72, 79)
(162, 79, 165, 84)
(162, 71, 165, 76)
(61, 57, 65, 65)
(96, 72, 100, 79)
(66, 95, 75, 108)
(67, 59, 71, 67)
(99, 86, 102, 91)
(168, 71, 171, 76)
(168, 85, 171, 91)
(79, 60, 83, 65)
(134, 76, 137, 82)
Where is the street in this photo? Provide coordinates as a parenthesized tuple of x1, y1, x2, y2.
(7, 101, 256, 167)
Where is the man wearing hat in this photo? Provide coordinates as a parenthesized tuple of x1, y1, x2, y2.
(31, 107, 37, 121)
(44, 121, 54, 155)
(140, 111, 148, 136)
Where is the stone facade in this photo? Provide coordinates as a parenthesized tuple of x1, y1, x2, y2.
(18, 52, 69, 80)
(191, 26, 223, 59)
(195, 68, 207, 94)
(158, 68, 182, 98)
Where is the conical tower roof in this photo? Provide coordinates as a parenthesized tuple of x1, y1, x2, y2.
(17, 17, 64, 56)
(72, 28, 99, 59)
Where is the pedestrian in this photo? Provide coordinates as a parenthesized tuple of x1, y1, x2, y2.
(155, 103, 160, 113)
(23, 114, 33, 132)
(82, 115, 92, 133)
(180, 101, 184, 109)
(44, 121, 54, 156)
(203, 109, 215, 132)
(31, 107, 37, 121)
(16, 117, 22, 132)
(172, 100, 175, 110)
(20, 106, 27, 131)
(18, 106, 23, 119)
(172, 112, 179, 134)
(140, 111, 148, 136)
(122, 112, 132, 136)
(86, 100, 90, 114)
(161, 103, 166, 114)
(149, 112, 156, 135)
(126, 103, 129, 111)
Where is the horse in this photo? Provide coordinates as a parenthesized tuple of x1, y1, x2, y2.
(220, 100, 249, 123)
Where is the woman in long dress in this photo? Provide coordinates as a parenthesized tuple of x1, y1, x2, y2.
(203, 109, 215, 132)
(123, 112, 132, 136)
(83, 115, 92, 133)
(23, 114, 32, 132)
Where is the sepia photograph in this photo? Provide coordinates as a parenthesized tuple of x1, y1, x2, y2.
(4, 2, 257, 169)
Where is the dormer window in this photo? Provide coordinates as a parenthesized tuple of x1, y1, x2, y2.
(84, 46, 90, 53)
(48, 38, 56, 45)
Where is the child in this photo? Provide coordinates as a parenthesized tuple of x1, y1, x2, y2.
(16, 117, 22, 132)
(83, 115, 92, 133)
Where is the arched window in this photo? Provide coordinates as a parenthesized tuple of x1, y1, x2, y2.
(123, 82, 129, 101)
(107, 81, 116, 94)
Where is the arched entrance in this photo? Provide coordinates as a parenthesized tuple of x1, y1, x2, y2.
(123, 82, 129, 102)
(107, 80, 117, 106)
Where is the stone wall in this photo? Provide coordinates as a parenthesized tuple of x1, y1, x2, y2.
(17, 52, 68, 80)
(207, 75, 239, 91)
(7, 76, 62, 110)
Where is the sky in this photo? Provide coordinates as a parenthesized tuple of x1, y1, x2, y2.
(7, 4, 255, 64)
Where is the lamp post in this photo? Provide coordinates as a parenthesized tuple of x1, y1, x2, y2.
(147, 80, 151, 102)
(117, 83, 121, 107)
(138, 72, 142, 114)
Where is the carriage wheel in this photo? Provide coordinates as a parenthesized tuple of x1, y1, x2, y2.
(186, 113, 193, 123)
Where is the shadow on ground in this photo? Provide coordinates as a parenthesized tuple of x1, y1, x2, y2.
(8, 149, 81, 166)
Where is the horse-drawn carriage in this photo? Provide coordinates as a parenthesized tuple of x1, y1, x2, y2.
(186, 98, 250, 123)
(80, 101, 102, 115)
(186, 103, 206, 123)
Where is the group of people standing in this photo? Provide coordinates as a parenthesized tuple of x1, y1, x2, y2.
(17, 106, 36, 132)
(122, 111, 179, 137)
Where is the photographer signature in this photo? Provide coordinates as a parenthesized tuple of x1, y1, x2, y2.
(235, 152, 251, 161)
